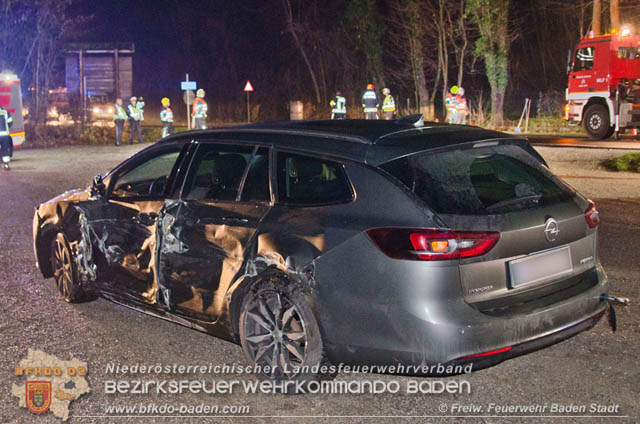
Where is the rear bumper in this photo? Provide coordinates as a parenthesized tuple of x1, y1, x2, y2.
(315, 234, 608, 371)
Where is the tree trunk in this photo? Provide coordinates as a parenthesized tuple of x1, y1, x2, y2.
(610, 0, 619, 31)
(489, 75, 505, 127)
(592, 0, 601, 35)
(283, 0, 322, 104)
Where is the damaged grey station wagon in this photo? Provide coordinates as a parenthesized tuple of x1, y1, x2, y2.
(33, 117, 610, 386)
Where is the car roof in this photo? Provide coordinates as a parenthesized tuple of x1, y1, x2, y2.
(159, 117, 519, 166)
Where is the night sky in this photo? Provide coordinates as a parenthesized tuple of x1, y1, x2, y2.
(44, 0, 640, 121)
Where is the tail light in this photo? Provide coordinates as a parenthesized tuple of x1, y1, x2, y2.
(366, 228, 500, 261)
(585, 200, 600, 228)
(458, 346, 512, 360)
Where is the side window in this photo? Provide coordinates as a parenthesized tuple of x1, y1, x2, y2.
(183, 145, 253, 201)
(111, 149, 181, 198)
(276, 152, 353, 206)
(618, 46, 639, 60)
(240, 148, 271, 203)
(573, 46, 594, 72)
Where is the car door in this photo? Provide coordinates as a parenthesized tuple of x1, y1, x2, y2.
(87, 142, 191, 304)
(156, 142, 272, 321)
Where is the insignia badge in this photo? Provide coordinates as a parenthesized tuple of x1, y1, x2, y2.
(26, 381, 52, 415)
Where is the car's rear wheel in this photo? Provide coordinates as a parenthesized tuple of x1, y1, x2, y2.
(583, 104, 612, 139)
(239, 276, 332, 393)
(51, 233, 86, 303)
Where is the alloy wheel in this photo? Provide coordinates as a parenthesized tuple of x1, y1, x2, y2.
(242, 289, 308, 379)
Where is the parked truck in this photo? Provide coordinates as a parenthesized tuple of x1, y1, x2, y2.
(564, 30, 640, 139)
(0, 72, 25, 147)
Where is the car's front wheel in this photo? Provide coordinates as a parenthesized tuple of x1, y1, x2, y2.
(50, 232, 88, 303)
(239, 276, 332, 393)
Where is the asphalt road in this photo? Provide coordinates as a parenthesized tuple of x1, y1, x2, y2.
(1, 143, 638, 423)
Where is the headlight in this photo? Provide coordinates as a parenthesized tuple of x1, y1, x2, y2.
(93, 107, 101, 113)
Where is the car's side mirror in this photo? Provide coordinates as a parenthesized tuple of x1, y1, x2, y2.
(91, 174, 106, 198)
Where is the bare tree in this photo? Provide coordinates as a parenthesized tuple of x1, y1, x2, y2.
(282, 0, 322, 104)
(592, 0, 602, 35)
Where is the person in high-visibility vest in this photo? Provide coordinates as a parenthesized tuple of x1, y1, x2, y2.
(0, 105, 13, 170)
(361, 83, 379, 120)
(455, 87, 469, 124)
(137, 96, 145, 122)
(191, 89, 208, 130)
(445, 86, 459, 124)
(329, 90, 347, 119)
(113, 98, 128, 146)
(160, 97, 174, 138)
(381, 88, 396, 120)
(127, 96, 143, 144)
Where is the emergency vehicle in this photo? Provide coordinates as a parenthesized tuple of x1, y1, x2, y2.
(564, 29, 640, 139)
(0, 72, 25, 147)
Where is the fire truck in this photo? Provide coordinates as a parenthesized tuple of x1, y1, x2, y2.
(564, 30, 640, 139)
(0, 72, 25, 147)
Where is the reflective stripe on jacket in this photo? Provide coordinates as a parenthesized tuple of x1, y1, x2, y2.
(192, 98, 208, 118)
(361, 90, 379, 111)
(160, 107, 174, 123)
(113, 104, 128, 120)
(382, 95, 395, 112)
(330, 95, 346, 114)
(127, 104, 141, 120)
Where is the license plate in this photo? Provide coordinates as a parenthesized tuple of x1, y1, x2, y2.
(509, 246, 573, 288)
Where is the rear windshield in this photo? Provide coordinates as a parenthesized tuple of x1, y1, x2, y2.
(381, 144, 574, 215)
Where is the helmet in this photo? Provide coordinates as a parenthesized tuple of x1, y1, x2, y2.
(196, 88, 205, 98)
(450, 86, 459, 94)
(130, 96, 137, 102)
(161, 97, 170, 106)
(382, 88, 390, 95)
(366, 83, 374, 90)
(457, 87, 465, 96)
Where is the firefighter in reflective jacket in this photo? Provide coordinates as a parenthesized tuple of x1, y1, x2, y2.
(455, 87, 469, 124)
(329, 90, 347, 119)
(113, 98, 128, 146)
(445, 86, 459, 123)
(191, 88, 208, 130)
(381, 88, 396, 120)
(361, 83, 379, 119)
(0, 105, 13, 170)
(127, 96, 143, 144)
(160, 97, 174, 138)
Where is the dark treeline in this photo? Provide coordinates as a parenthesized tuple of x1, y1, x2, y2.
(1, 0, 639, 124)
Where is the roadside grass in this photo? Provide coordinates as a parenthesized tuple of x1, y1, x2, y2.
(601, 153, 640, 173)
(21, 122, 241, 148)
(21, 114, 581, 147)
(500, 115, 585, 136)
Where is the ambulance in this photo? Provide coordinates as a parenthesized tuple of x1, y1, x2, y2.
(0, 72, 25, 147)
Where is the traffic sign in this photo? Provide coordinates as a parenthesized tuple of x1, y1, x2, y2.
(181, 81, 197, 91)
(183, 90, 195, 105)
(244, 81, 254, 92)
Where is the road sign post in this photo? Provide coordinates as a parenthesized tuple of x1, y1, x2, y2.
(244, 80, 254, 123)
(181, 74, 197, 129)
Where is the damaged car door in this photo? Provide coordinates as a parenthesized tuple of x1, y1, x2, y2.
(89, 143, 189, 304)
(157, 143, 272, 322)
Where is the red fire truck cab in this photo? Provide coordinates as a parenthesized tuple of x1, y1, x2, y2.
(564, 31, 640, 139)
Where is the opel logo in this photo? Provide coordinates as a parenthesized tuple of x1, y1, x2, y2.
(544, 218, 560, 242)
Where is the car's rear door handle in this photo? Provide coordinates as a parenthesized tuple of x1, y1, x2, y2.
(222, 216, 249, 224)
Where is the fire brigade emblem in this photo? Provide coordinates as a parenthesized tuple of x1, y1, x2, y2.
(26, 381, 52, 414)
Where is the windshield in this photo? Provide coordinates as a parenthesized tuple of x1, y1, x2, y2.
(381, 144, 574, 215)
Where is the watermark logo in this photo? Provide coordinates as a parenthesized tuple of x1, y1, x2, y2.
(26, 381, 52, 414)
(12, 349, 90, 421)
